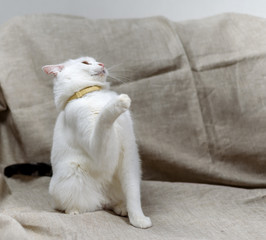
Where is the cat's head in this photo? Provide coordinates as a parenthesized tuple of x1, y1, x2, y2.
(42, 57, 109, 111)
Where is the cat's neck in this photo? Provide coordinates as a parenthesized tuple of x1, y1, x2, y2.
(54, 81, 110, 112)
(66, 85, 102, 105)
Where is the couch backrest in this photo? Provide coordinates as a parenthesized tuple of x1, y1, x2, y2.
(1, 13, 266, 187)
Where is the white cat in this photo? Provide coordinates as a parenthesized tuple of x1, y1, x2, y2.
(42, 57, 152, 229)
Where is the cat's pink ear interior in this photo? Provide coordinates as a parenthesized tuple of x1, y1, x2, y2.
(42, 64, 64, 76)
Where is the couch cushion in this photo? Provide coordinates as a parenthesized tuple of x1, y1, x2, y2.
(1, 175, 266, 239)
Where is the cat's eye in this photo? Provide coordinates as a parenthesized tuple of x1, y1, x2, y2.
(82, 61, 91, 65)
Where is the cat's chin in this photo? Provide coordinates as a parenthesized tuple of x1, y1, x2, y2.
(90, 74, 108, 84)
(91, 69, 107, 77)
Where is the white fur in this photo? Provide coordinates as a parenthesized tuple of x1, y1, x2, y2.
(43, 57, 152, 228)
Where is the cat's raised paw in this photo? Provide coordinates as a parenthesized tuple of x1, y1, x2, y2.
(117, 94, 131, 111)
(129, 215, 152, 229)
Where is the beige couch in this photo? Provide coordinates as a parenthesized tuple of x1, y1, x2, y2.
(1, 13, 266, 239)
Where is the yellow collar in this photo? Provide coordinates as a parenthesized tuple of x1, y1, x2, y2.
(66, 86, 102, 105)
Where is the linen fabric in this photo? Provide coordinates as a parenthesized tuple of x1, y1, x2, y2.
(1, 13, 266, 239)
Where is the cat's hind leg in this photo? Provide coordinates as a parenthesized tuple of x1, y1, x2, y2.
(49, 161, 104, 215)
(105, 176, 128, 217)
(112, 202, 127, 217)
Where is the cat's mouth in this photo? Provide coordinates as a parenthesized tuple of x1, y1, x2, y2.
(92, 69, 106, 77)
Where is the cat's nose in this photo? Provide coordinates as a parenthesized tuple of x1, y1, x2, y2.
(98, 63, 104, 67)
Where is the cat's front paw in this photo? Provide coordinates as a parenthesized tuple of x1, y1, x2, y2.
(65, 208, 80, 215)
(113, 203, 128, 217)
(117, 94, 131, 111)
(129, 215, 152, 229)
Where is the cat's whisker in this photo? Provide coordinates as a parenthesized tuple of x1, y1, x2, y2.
(108, 69, 133, 74)
(108, 75, 126, 84)
(107, 64, 123, 71)
(108, 74, 131, 84)
(108, 70, 131, 78)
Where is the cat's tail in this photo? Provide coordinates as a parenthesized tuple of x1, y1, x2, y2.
(4, 163, 52, 178)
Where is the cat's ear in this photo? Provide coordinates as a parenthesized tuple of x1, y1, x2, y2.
(42, 64, 64, 76)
